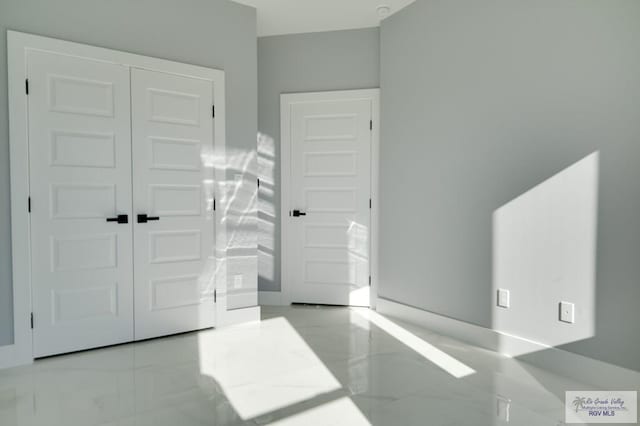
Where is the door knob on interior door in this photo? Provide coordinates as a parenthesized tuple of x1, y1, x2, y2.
(137, 214, 160, 223)
(292, 210, 306, 217)
(106, 214, 129, 224)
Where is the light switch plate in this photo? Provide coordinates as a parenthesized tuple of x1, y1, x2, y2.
(559, 301, 575, 323)
(497, 289, 510, 308)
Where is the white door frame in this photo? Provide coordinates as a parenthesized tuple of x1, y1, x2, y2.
(280, 89, 380, 308)
(3, 31, 252, 369)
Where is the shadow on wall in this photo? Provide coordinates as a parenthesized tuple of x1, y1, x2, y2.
(491, 152, 599, 354)
(258, 132, 278, 291)
(486, 149, 640, 418)
(207, 147, 259, 310)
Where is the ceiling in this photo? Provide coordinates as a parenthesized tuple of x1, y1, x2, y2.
(232, 0, 416, 37)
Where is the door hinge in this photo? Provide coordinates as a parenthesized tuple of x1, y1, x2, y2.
(257, 178, 260, 188)
(370, 120, 372, 131)
(25, 79, 29, 95)
(369, 276, 372, 286)
(30, 313, 34, 329)
(213, 198, 216, 211)
(28, 197, 31, 213)
(369, 198, 371, 209)
(212, 105, 215, 118)
(214, 289, 217, 303)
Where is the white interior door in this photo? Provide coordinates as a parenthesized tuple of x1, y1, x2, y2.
(288, 96, 372, 306)
(131, 68, 216, 340)
(28, 50, 134, 357)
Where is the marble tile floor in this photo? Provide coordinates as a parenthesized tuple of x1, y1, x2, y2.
(0, 305, 636, 425)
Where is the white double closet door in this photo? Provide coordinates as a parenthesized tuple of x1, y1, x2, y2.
(28, 50, 216, 357)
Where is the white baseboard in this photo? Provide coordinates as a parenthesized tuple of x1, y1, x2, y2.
(0, 344, 33, 370)
(217, 306, 261, 327)
(377, 297, 640, 388)
(258, 291, 287, 306)
(377, 297, 546, 356)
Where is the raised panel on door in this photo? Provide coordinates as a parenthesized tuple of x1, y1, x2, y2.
(27, 50, 134, 357)
(131, 68, 215, 340)
(290, 99, 372, 306)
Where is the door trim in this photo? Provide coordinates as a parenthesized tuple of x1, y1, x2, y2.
(4, 31, 231, 369)
(280, 89, 380, 308)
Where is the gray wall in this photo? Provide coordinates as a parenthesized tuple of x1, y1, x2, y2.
(380, 0, 640, 371)
(0, 0, 257, 345)
(257, 28, 380, 292)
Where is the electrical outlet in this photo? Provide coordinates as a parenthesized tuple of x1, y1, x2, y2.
(497, 289, 510, 308)
(559, 301, 575, 324)
(233, 275, 243, 289)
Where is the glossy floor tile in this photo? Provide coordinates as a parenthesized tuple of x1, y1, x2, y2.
(0, 306, 635, 425)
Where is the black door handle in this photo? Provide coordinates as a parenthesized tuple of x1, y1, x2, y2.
(106, 214, 128, 224)
(137, 214, 160, 223)
(292, 210, 306, 217)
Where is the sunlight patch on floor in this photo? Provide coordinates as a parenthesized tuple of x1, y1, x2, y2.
(197, 317, 369, 422)
(353, 309, 476, 378)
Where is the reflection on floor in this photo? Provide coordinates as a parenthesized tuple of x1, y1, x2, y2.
(0, 305, 618, 425)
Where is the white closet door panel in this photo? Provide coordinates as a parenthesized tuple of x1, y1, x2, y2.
(131, 68, 215, 340)
(28, 51, 134, 357)
(289, 99, 372, 307)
